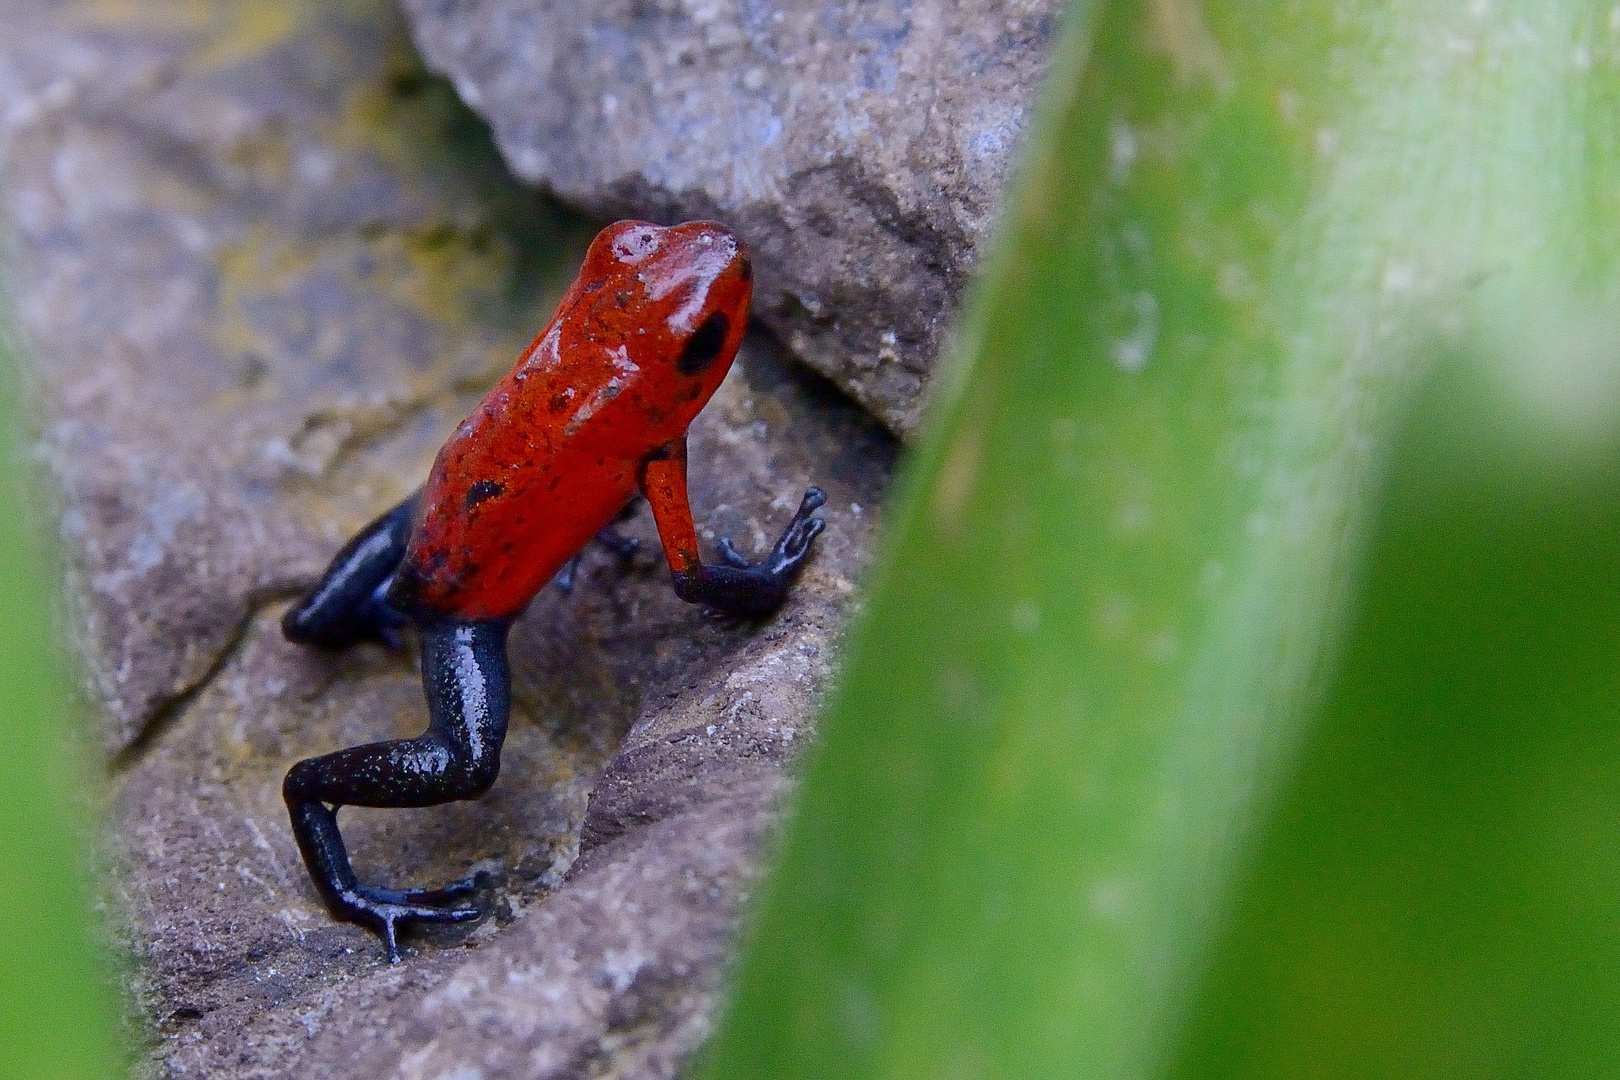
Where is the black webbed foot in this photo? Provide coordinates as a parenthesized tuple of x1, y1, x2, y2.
(719, 486, 826, 578)
(715, 537, 754, 569)
(356, 870, 486, 908)
(340, 886, 481, 964)
(674, 487, 827, 615)
(397, 871, 486, 905)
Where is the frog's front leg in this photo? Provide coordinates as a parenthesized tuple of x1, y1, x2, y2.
(283, 618, 510, 961)
(639, 437, 826, 615)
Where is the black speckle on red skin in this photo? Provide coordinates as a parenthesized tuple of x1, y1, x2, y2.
(677, 312, 730, 375)
(464, 479, 505, 509)
(392, 221, 753, 621)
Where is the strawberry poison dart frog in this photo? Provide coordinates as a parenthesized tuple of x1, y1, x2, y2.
(280, 221, 826, 961)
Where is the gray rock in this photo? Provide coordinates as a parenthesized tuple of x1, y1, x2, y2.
(0, 0, 892, 1075)
(400, 0, 1062, 434)
(125, 343, 889, 1078)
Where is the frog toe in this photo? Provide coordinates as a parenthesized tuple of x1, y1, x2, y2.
(396, 871, 487, 906)
(716, 537, 753, 568)
(344, 888, 481, 962)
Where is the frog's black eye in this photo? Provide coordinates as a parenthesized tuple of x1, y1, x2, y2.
(677, 312, 729, 375)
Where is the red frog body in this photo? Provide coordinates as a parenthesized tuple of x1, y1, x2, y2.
(394, 221, 752, 619)
(279, 221, 826, 960)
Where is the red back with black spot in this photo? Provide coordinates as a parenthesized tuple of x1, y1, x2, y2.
(390, 221, 752, 619)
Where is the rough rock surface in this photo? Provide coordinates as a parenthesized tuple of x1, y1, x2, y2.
(0, 0, 892, 1075)
(400, 0, 1062, 434)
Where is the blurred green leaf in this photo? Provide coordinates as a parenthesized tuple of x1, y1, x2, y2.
(701, 3, 1620, 1078)
(0, 330, 122, 1075)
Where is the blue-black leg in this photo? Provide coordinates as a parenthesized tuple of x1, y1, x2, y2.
(283, 618, 511, 961)
(641, 440, 826, 616)
(673, 487, 827, 615)
(282, 494, 418, 649)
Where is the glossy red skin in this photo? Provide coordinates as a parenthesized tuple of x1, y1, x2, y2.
(389, 221, 751, 620)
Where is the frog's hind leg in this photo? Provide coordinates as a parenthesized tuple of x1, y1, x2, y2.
(283, 618, 511, 961)
(282, 493, 419, 649)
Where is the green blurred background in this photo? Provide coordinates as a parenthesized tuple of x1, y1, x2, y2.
(0, 335, 122, 1075)
(703, 2, 1620, 1078)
